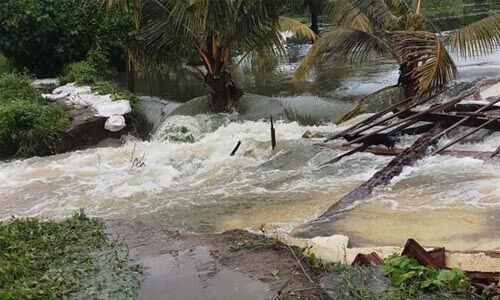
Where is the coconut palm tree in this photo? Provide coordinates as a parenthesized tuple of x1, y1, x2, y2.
(304, 0, 324, 35)
(140, 0, 316, 112)
(296, 0, 500, 114)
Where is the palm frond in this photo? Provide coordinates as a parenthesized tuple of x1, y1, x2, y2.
(335, 85, 401, 123)
(295, 28, 390, 80)
(393, 31, 457, 97)
(327, 0, 394, 30)
(447, 13, 500, 58)
(279, 17, 318, 41)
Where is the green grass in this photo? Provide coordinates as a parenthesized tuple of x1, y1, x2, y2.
(0, 211, 142, 300)
(0, 72, 70, 157)
(0, 54, 13, 75)
(0, 73, 39, 103)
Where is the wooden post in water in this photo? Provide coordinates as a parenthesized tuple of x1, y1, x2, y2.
(230, 141, 241, 156)
(270, 115, 276, 150)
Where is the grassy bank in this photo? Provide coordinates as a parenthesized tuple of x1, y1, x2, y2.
(0, 211, 142, 299)
(0, 68, 70, 158)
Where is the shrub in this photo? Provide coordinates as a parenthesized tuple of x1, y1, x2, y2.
(60, 50, 117, 85)
(60, 61, 102, 85)
(0, 100, 70, 157)
(0, 0, 133, 77)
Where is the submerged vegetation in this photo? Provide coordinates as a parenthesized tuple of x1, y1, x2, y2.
(0, 211, 142, 299)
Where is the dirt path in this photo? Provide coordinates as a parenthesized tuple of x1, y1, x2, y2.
(106, 219, 331, 300)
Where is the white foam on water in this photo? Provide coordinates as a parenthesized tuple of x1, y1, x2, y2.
(0, 118, 352, 221)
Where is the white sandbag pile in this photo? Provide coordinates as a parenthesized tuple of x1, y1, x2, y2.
(42, 83, 131, 132)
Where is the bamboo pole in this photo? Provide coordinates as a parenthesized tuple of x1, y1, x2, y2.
(324, 93, 437, 143)
(432, 116, 500, 155)
(347, 90, 473, 139)
(345, 95, 467, 146)
(430, 97, 500, 142)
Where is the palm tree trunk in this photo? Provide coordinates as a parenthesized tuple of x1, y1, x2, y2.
(398, 62, 417, 98)
(310, 9, 319, 35)
(125, 52, 135, 93)
(204, 72, 243, 112)
(306, 0, 320, 36)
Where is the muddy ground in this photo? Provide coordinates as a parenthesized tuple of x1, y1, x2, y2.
(107, 219, 331, 300)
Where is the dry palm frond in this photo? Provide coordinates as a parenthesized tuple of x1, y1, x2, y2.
(278, 17, 318, 42)
(447, 13, 500, 59)
(393, 31, 457, 97)
(335, 85, 401, 124)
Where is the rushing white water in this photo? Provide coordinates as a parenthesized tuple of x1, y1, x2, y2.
(2, 47, 500, 250)
(1, 107, 500, 250)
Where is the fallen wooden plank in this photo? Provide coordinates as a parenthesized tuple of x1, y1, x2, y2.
(313, 143, 496, 160)
(314, 124, 444, 223)
(409, 111, 500, 131)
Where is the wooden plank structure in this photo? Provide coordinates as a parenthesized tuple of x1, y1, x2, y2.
(307, 78, 500, 225)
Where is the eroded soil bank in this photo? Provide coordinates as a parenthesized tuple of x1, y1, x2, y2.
(107, 219, 331, 300)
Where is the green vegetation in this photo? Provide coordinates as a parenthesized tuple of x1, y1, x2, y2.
(139, 0, 315, 112)
(0, 73, 70, 157)
(0, 54, 13, 74)
(382, 255, 472, 295)
(60, 49, 117, 85)
(0, 0, 133, 77)
(0, 211, 142, 299)
(325, 258, 481, 299)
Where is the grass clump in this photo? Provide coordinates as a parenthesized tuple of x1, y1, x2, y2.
(0, 100, 69, 157)
(0, 54, 13, 74)
(324, 254, 480, 299)
(0, 211, 143, 300)
(0, 72, 70, 157)
(0, 73, 39, 103)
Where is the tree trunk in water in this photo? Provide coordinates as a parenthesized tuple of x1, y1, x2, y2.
(398, 63, 415, 99)
(315, 123, 444, 223)
(125, 53, 135, 93)
(310, 10, 319, 36)
(204, 72, 243, 112)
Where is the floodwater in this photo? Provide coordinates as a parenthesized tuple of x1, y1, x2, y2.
(139, 246, 272, 300)
(1, 46, 500, 253)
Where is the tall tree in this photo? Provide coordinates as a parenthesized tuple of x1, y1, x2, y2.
(140, 0, 316, 112)
(103, 0, 141, 92)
